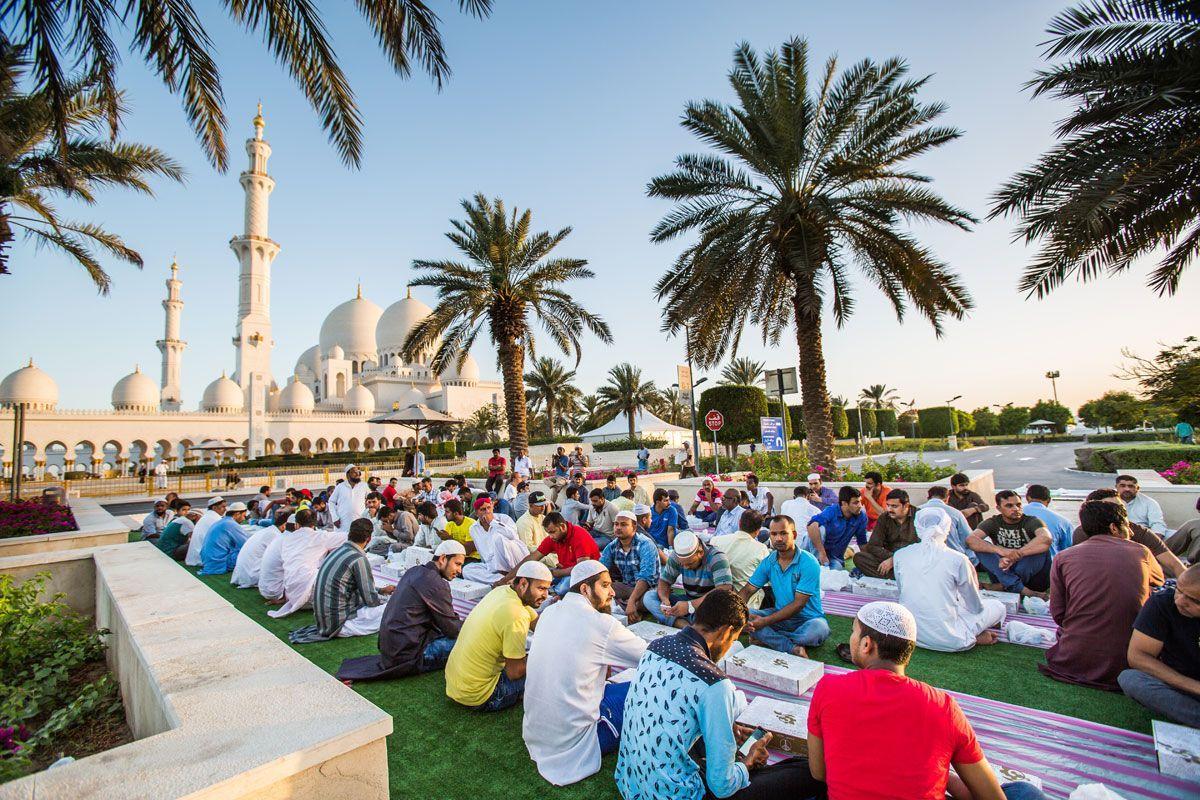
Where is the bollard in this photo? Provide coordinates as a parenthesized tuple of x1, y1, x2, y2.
(205, 475, 212, 493)
(146, 477, 155, 496)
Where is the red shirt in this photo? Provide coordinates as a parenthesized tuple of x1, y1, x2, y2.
(487, 456, 507, 477)
(536, 523, 600, 569)
(381, 485, 397, 509)
(860, 486, 890, 529)
(808, 669, 982, 800)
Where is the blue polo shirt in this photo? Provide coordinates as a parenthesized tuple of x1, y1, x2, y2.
(649, 504, 683, 549)
(1023, 501, 1074, 555)
(810, 504, 868, 556)
(747, 548, 824, 623)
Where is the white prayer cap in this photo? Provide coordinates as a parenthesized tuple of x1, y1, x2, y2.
(806, 473, 821, 482)
(286, 513, 298, 524)
(914, 506, 952, 545)
(856, 601, 918, 642)
(345, 464, 357, 473)
(569, 559, 608, 589)
(516, 560, 553, 582)
(615, 510, 637, 523)
(673, 530, 701, 558)
(434, 539, 467, 557)
(227, 501, 248, 513)
(632, 503, 652, 516)
(206, 495, 225, 507)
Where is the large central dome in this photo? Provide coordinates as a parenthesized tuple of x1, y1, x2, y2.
(319, 287, 382, 364)
(376, 291, 433, 354)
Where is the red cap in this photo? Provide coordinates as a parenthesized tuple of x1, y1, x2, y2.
(300, 489, 313, 499)
(472, 496, 493, 511)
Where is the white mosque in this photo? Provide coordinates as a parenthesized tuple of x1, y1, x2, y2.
(0, 107, 501, 478)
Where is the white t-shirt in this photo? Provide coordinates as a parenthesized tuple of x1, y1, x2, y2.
(514, 455, 533, 478)
(779, 496, 821, 529)
(231, 526, 280, 588)
(185, 509, 221, 566)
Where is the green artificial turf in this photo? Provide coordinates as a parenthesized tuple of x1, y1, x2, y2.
(186, 570, 1153, 800)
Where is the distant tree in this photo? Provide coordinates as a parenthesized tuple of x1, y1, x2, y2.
(575, 393, 611, 434)
(955, 409, 975, 434)
(859, 384, 900, 410)
(1119, 336, 1200, 424)
(465, 402, 505, 443)
(653, 387, 688, 428)
(971, 407, 999, 437)
(597, 364, 659, 440)
(898, 409, 921, 437)
(1029, 399, 1074, 433)
(997, 405, 1032, 435)
(720, 357, 765, 386)
(524, 357, 580, 437)
(1078, 390, 1147, 431)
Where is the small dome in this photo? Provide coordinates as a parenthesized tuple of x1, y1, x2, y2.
(398, 385, 426, 408)
(376, 291, 434, 354)
(344, 383, 375, 415)
(201, 373, 244, 413)
(0, 359, 58, 410)
(278, 376, 315, 414)
(328, 344, 346, 360)
(294, 345, 321, 376)
(318, 290, 382, 363)
(440, 354, 480, 385)
(111, 366, 158, 412)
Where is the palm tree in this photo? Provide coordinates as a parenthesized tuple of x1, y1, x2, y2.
(403, 195, 612, 461)
(465, 402, 505, 444)
(655, 387, 687, 427)
(524, 356, 580, 437)
(720, 356, 765, 386)
(4, 1, 492, 171)
(575, 393, 609, 434)
(649, 39, 973, 469)
(990, 0, 1200, 297)
(830, 394, 849, 408)
(0, 45, 183, 291)
(859, 384, 900, 410)
(597, 363, 659, 441)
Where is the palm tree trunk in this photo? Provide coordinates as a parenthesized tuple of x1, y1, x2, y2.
(627, 405, 636, 440)
(0, 204, 12, 275)
(498, 339, 529, 463)
(793, 288, 835, 470)
(547, 399, 556, 438)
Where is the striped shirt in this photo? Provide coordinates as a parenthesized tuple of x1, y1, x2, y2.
(289, 543, 383, 643)
(660, 545, 732, 599)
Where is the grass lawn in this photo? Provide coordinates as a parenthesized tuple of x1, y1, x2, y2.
(188, 569, 1154, 800)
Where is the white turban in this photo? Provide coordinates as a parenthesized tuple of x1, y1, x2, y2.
(914, 506, 952, 548)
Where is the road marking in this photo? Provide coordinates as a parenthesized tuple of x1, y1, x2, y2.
(1019, 457, 1035, 461)
(969, 459, 982, 464)
(934, 459, 951, 463)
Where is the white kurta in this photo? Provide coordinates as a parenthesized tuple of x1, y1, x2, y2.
(523, 593, 647, 786)
(463, 514, 527, 584)
(267, 527, 348, 617)
(779, 497, 820, 529)
(185, 509, 221, 566)
(230, 526, 280, 588)
(329, 480, 369, 532)
(258, 534, 287, 600)
(894, 540, 1006, 652)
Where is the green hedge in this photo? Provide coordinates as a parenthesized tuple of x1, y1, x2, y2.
(698, 385, 769, 445)
(847, 407, 877, 438)
(1074, 445, 1200, 472)
(830, 405, 849, 439)
(875, 409, 899, 436)
(787, 405, 806, 438)
(591, 437, 668, 452)
(918, 407, 958, 437)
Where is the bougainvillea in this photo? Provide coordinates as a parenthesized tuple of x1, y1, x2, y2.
(0, 500, 76, 540)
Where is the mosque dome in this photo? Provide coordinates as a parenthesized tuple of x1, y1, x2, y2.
(111, 367, 159, 412)
(398, 385, 426, 408)
(318, 288, 382, 363)
(328, 344, 345, 361)
(376, 290, 433, 354)
(201, 373, 244, 413)
(0, 359, 58, 410)
(344, 383, 375, 415)
(278, 376, 315, 414)
(440, 354, 480, 385)
(294, 345, 321, 376)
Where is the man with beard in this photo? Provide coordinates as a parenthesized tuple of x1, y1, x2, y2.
(329, 464, 369, 532)
(739, 514, 830, 657)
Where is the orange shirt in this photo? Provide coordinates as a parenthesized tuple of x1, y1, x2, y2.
(860, 485, 890, 527)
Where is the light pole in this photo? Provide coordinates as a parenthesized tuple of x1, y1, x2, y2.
(1045, 370, 1061, 404)
(946, 395, 962, 448)
(904, 399, 916, 438)
(855, 405, 865, 454)
(673, 376, 707, 466)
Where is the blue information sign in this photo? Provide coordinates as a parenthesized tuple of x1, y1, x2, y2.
(760, 417, 785, 452)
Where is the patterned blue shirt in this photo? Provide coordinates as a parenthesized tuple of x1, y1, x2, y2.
(600, 533, 662, 586)
(1023, 501, 1075, 555)
(747, 548, 825, 623)
(616, 627, 749, 800)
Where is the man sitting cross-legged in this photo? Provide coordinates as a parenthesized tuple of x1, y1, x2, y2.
(854, 488, 919, 579)
(268, 508, 349, 618)
(1074, 489, 1186, 579)
(967, 490, 1052, 600)
(289, 519, 396, 643)
(464, 496, 527, 586)
(198, 501, 251, 576)
(505, 511, 601, 596)
(336, 540, 468, 682)
(523, 561, 648, 786)
(445, 561, 552, 712)
(806, 485, 868, 570)
(599, 510, 661, 622)
(616, 590, 821, 800)
(231, 510, 289, 588)
(643, 531, 733, 628)
(808, 601, 1047, 800)
(739, 514, 830, 657)
(895, 507, 1006, 653)
(711, 509, 769, 608)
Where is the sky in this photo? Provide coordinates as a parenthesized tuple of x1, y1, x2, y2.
(2, 0, 1193, 415)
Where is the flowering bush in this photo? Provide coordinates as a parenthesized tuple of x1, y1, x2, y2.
(1159, 461, 1200, 485)
(0, 500, 76, 540)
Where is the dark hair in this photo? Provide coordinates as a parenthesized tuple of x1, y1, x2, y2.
(607, 473, 619, 482)
(258, 485, 270, 493)
(589, 487, 605, 500)
(738, 509, 763, 534)
(863, 471, 883, 484)
(565, 485, 579, 500)
(348, 518, 373, 544)
(416, 501, 438, 519)
(294, 508, 316, 528)
(444, 499, 464, 515)
(568, 571, 606, 595)
(1084, 488, 1118, 503)
(746, 472, 759, 484)
(667, 489, 680, 500)
(693, 589, 748, 632)
(621, 489, 635, 499)
(542, 511, 566, 527)
(1116, 474, 1138, 485)
(312, 495, 326, 507)
(768, 514, 796, 532)
(169, 498, 190, 512)
(857, 619, 916, 665)
(793, 486, 807, 498)
(838, 485, 858, 504)
(652, 488, 668, 502)
(887, 488, 909, 505)
(273, 510, 291, 527)
(1026, 484, 1052, 503)
(995, 489, 1020, 504)
(492, 448, 500, 454)
(1079, 499, 1129, 537)
(927, 486, 948, 500)
(366, 491, 382, 502)
(950, 472, 969, 486)
(517, 481, 529, 491)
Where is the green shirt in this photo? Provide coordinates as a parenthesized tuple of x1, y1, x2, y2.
(156, 517, 191, 555)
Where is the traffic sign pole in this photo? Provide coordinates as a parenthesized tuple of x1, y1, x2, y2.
(713, 428, 719, 475)
(704, 410, 724, 475)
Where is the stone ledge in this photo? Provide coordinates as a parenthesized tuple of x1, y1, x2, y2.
(0, 497, 130, 557)
(0, 543, 392, 800)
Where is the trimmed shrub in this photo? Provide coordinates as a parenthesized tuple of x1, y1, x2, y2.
(1075, 445, 1200, 472)
(787, 405, 807, 439)
(830, 405, 849, 439)
(955, 410, 975, 434)
(698, 385, 769, 445)
(847, 407, 877, 438)
(971, 408, 999, 436)
(875, 409, 899, 436)
(918, 407, 958, 437)
(591, 437, 668, 453)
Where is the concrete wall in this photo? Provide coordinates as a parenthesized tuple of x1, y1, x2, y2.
(0, 543, 392, 800)
(0, 497, 130, 558)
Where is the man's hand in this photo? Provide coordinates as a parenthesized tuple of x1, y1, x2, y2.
(625, 599, 642, 622)
(816, 551, 830, 567)
(741, 732, 773, 770)
(379, 584, 395, 595)
(667, 600, 690, 618)
(733, 724, 753, 744)
(878, 557, 893, 576)
(746, 616, 766, 632)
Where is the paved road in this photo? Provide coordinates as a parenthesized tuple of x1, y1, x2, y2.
(102, 491, 259, 517)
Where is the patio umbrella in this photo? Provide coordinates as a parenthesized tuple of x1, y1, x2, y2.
(367, 403, 464, 446)
(189, 439, 244, 464)
(1027, 419, 1057, 429)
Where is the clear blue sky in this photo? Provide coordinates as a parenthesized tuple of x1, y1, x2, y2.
(2, 1, 1192, 414)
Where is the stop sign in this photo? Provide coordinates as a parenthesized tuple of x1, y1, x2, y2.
(705, 410, 725, 432)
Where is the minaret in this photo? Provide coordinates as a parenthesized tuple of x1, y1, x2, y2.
(156, 258, 186, 411)
(230, 104, 279, 457)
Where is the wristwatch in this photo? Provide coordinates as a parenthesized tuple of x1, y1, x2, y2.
(687, 601, 695, 615)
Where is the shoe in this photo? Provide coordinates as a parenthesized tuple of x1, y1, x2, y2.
(849, 567, 863, 579)
(835, 643, 854, 664)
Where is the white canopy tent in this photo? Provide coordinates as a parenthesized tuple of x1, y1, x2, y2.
(580, 410, 690, 446)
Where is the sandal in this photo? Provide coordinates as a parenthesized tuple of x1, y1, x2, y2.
(835, 642, 854, 664)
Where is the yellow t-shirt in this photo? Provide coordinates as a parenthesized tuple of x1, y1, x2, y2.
(445, 517, 476, 546)
(445, 585, 537, 707)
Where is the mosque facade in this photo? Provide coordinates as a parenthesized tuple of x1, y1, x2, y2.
(0, 109, 501, 477)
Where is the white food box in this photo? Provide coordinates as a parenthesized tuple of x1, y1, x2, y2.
(402, 545, 434, 569)
(366, 552, 386, 568)
(1153, 719, 1200, 781)
(627, 621, 678, 643)
(981, 589, 1021, 614)
(379, 562, 405, 581)
(715, 640, 746, 671)
(449, 578, 491, 601)
(723, 645, 824, 697)
(849, 576, 900, 600)
(736, 696, 810, 756)
(608, 667, 639, 684)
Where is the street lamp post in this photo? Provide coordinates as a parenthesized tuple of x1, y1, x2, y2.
(946, 395, 962, 449)
(674, 375, 707, 468)
(904, 400, 916, 438)
(1045, 370, 1061, 404)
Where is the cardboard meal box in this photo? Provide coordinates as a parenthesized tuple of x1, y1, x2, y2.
(736, 696, 810, 756)
(449, 578, 491, 601)
(402, 546, 433, 570)
(980, 589, 1021, 614)
(1153, 719, 1200, 781)
(849, 576, 900, 600)
(608, 667, 638, 684)
(722, 645, 823, 697)
(379, 562, 404, 581)
(627, 621, 679, 643)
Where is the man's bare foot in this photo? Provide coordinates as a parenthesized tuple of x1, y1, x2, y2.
(264, 597, 284, 606)
(791, 646, 809, 658)
(980, 581, 1004, 591)
(975, 630, 999, 646)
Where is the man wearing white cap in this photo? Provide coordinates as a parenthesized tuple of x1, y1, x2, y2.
(231, 510, 289, 588)
(185, 495, 226, 566)
(599, 511, 661, 621)
(198, 501, 250, 575)
(523, 561, 647, 785)
(464, 496, 527, 586)
(257, 513, 296, 603)
(268, 508, 349, 618)
(445, 560, 552, 712)
(806, 473, 838, 509)
(807, 601, 1047, 800)
(645, 531, 733, 628)
(329, 465, 369, 532)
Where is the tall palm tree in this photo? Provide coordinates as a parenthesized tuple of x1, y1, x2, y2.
(859, 384, 900, 410)
(524, 356, 580, 437)
(0, 45, 183, 292)
(575, 393, 609, 434)
(720, 356, 765, 386)
(597, 363, 659, 441)
(465, 402, 505, 443)
(655, 387, 687, 427)
(991, 0, 1200, 297)
(830, 394, 849, 408)
(3, 1, 492, 171)
(649, 39, 973, 469)
(403, 195, 612, 461)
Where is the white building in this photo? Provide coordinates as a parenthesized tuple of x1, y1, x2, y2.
(0, 107, 502, 478)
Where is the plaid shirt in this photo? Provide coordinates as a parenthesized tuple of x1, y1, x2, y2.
(600, 533, 662, 586)
(289, 543, 382, 643)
